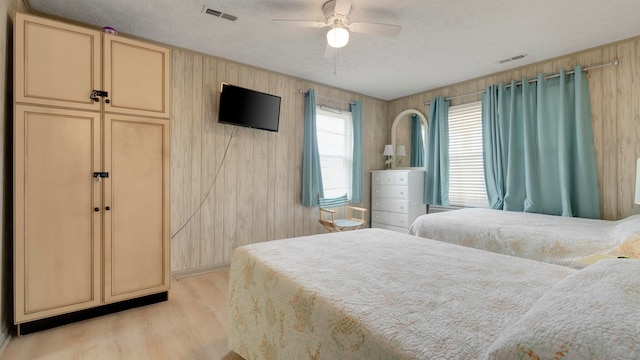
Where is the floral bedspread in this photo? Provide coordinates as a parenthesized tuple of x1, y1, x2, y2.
(485, 259, 640, 359)
(228, 229, 574, 360)
(408, 208, 640, 268)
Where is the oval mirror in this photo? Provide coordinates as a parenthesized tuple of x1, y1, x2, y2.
(390, 109, 428, 169)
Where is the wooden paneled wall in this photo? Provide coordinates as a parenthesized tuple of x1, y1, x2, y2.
(170, 49, 388, 274)
(172, 36, 639, 274)
(389, 36, 640, 221)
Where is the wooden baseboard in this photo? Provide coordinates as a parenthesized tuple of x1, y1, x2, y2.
(172, 264, 231, 280)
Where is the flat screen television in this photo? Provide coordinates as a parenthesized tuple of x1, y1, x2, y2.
(218, 83, 281, 132)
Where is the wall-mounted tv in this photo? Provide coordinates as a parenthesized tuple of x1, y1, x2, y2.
(218, 83, 281, 132)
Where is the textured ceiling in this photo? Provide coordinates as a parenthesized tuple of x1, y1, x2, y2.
(27, 0, 640, 101)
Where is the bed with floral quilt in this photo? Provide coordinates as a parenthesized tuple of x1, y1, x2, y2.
(408, 208, 640, 268)
(227, 228, 640, 360)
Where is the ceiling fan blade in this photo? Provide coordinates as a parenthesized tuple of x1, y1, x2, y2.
(271, 19, 328, 28)
(349, 22, 401, 37)
(324, 44, 337, 58)
(333, 0, 352, 16)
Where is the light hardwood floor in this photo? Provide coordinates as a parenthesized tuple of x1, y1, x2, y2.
(1, 270, 243, 360)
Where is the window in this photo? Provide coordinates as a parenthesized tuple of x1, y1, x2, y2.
(316, 106, 353, 199)
(448, 101, 488, 207)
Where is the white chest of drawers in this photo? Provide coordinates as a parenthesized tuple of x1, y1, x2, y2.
(371, 169, 426, 233)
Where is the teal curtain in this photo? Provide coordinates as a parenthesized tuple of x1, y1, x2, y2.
(350, 101, 364, 203)
(482, 66, 600, 218)
(410, 114, 424, 167)
(425, 96, 450, 205)
(301, 89, 324, 207)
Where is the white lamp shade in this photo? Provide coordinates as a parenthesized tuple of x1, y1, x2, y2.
(635, 158, 640, 204)
(382, 144, 394, 156)
(327, 27, 349, 48)
(396, 145, 407, 157)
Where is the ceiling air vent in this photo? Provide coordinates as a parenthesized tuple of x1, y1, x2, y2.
(499, 54, 528, 64)
(203, 7, 237, 21)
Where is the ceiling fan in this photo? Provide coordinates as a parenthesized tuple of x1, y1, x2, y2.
(272, 0, 401, 57)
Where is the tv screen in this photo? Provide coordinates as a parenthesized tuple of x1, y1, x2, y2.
(218, 83, 281, 132)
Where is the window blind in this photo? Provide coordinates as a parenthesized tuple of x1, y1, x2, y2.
(448, 101, 488, 207)
(316, 107, 353, 198)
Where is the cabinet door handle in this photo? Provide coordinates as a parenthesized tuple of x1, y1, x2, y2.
(105, 206, 111, 211)
(93, 172, 110, 182)
(90, 90, 109, 102)
(94, 207, 100, 212)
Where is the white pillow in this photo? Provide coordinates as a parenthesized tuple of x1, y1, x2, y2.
(485, 259, 640, 360)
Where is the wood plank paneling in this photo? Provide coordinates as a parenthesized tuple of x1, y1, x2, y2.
(170, 49, 196, 270)
(235, 65, 254, 249)
(617, 40, 638, 219)
(601, 45, 619, 219)
(199, 56, 218, 266)
(170, 50, 388, 273)
(251, 69, 271, 244)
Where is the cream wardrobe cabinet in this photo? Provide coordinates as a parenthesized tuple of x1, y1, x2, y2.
(14, 13, 170, 333)
(371, 170, 426, 233)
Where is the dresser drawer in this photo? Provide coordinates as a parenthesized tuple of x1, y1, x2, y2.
(372, 172, 393, 185)
(372, 171, 410, 185)
(393, 172, 409, 185)
(372, 198, 410, 214)
(372, 210, 410, 228)
(372, 185, 409, 199)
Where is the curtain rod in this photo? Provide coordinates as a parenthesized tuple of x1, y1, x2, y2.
(422, 59, 619, 106)
(298, 89, 356, 105)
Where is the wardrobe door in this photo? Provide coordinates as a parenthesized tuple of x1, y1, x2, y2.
(103, 34, 171, 118)
(14, 13, 101, 111)
(14, 105, 102, 323)
(103, 114, 170, 303)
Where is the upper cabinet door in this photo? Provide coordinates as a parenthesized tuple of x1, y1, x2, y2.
(103, 34, 171, 119)
(14, 13, 101, 111)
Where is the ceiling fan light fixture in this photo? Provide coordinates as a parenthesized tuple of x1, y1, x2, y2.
(327, 27, 349, 48)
